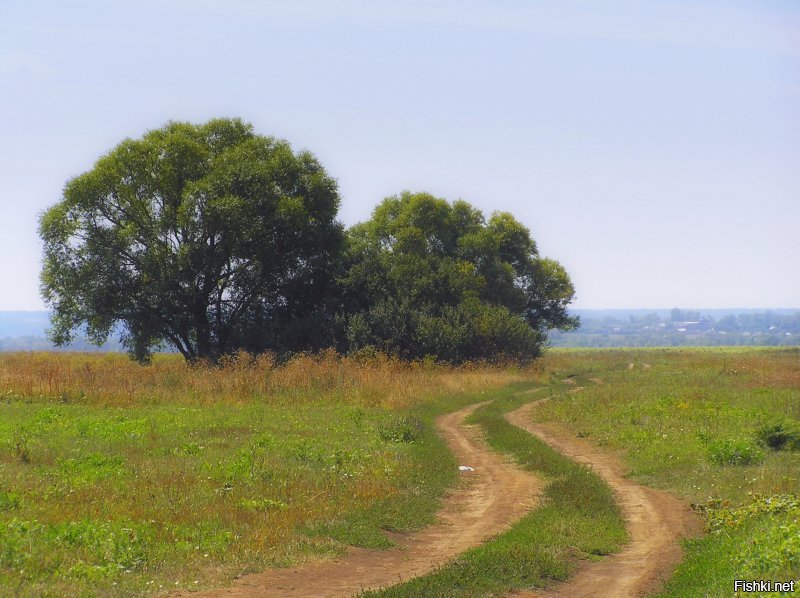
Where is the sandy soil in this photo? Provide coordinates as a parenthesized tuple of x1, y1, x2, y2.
(190, 402, 544, 597)
(505, 399, 701, 598)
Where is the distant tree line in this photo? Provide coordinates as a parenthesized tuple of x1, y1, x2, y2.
(550, 310, 800, 348)
(39, 118, 577, 363)
(0, 336, 124, 353)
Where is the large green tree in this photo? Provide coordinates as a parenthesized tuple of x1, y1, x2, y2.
(340, 191, 577, 361)
(39, 118, 343, 362)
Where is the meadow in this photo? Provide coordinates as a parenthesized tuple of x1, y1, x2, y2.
(0, 348, 798, 596)
(532, 348, 800, 596)
(0, 351, 519, 595)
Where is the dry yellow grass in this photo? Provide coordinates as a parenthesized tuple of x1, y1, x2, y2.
(0, 349, 522, 408)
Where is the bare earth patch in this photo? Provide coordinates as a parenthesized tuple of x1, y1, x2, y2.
(189, 402, 543, 597)
(506, 400, 701, 598)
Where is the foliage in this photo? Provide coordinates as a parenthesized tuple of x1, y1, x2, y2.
(340, 191, 577, 362)
(699, 494, 800, 532)
(39, 118, 580, 364)
(665, 495, 800, 594)
(706, 438, 765, 466)
(738, 515, 800, 575)
(755, 421, 800, 451)
(39, 118, 344, 363)
(377, 415, 423, 443)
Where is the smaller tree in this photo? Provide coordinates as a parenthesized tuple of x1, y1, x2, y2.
(39, 118, 344, 362)
(339, 191, 577, 361)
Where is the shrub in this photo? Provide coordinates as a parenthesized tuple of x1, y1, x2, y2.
(755, 422, 800, 451)
(378, 416, 423, 443)
(707, 439, 765, 466)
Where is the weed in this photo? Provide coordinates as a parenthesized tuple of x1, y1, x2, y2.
(0, 351, 522, 409)
(707, 439, 765, 466)
(699, 494, 800, 531)
(0, 490, 21, 511)
(13, 436, 30, 464)
(378, 416, 423, 443)
(755, 421, 800, 451)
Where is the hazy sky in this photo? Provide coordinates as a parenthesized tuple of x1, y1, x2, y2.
(1, 0, 798, 310)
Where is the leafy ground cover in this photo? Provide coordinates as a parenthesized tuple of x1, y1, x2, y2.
(532, 347, 800, 596)
(0, 352, 519, 596)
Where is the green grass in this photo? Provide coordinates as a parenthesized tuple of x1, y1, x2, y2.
(533, 348, 800, 596)
(3, 348, 797, 596)
(0, 389, 495, 596)
(363, 382, 627, 597)
(303, 392, 488, 550)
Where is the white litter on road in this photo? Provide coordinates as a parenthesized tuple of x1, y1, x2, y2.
(458, 465, 475, 472)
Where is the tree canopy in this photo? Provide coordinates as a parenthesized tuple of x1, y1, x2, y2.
(40, 120, 577, 364)
(39, 118, 343, 362)
(338, 191, 577, 361)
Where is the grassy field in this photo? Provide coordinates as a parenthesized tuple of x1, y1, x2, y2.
(0, 348, 798, 596)
(532, 348, 800, 596)
(0, 352, 520, 596)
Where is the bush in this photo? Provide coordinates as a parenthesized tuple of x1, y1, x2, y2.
(708, 439, 765, 466)
(340, 191, 577, 363)
(755, 422, 800, 451)
(378, 416, 423, 443)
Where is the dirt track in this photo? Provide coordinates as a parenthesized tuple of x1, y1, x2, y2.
(193, 402, 543, 597)
(505, 399, 700, 598)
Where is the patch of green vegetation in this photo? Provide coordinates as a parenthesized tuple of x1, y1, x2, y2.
(0, 371, 529, 596)
(756, 421, 800, 451)
(364, 383, 627, 596)
(377, 415, 424, 443)
(304, 392, 488, 550)
(706, 439, 764, 466)
(0, 490, 21, 511)
(534, 348, 800, 596)
(657, 496, 800, 597)
(0, 397, 449, 595)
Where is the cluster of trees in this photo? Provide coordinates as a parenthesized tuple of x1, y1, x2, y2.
(550, 310, 800, 348)
(40, 119, 577, 363)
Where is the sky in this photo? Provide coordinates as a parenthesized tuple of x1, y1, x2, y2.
(1, 0, 798, 310)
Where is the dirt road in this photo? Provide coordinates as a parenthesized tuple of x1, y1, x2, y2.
(194, 402, 544, 597)
(505, 399, 700, 598)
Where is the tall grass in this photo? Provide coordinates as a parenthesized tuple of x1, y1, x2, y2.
(0, 350, 521, 408)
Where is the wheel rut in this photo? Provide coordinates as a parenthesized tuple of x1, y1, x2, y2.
(505, 398, 700, 598)
(191, 402, 544, 597)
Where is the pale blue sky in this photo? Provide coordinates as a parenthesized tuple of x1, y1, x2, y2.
(1, 0, 798, 310)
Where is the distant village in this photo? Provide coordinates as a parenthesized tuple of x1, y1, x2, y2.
(550, 309, 800, 347)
